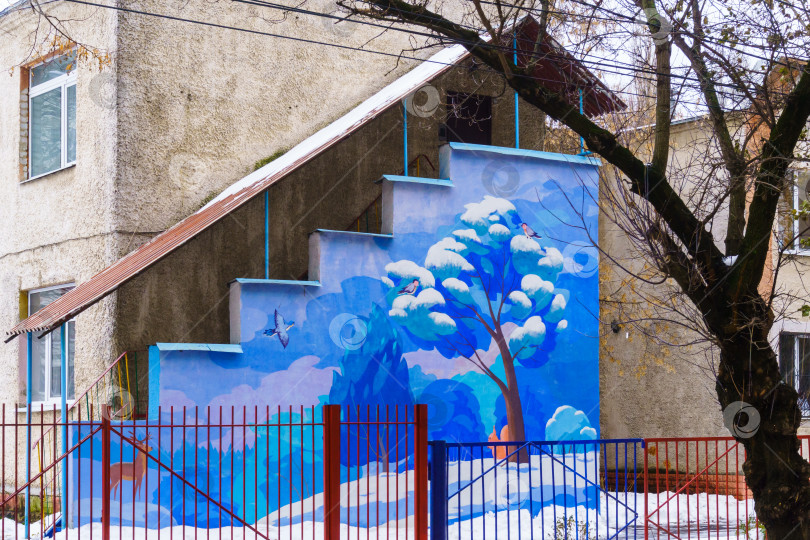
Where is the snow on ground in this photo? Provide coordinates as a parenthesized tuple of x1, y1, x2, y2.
(4, 454, 764, 540)
(5, 491, 765, 540)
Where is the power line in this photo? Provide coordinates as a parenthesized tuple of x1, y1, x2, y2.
(237, 0, 784, 101)
(60, 0, 788, 108)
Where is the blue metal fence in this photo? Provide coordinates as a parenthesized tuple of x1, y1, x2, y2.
(429, 438, 644, 540)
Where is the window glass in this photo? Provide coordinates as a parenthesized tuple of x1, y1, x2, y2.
(799, 336, 810, 409)
(780, 333, 810, 415)
(30, 87, 62, 177)
(27, 51, 76, 179)
(30, 335, 48, 403)
(31, 51, 76, 86)
(794, 171, 810, 250)
(67, 84, 76, 164)
(780, 333, 795, 382)
(27, 286, 75, 403)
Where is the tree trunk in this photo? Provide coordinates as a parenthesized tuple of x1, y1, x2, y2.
(501, 355, 527, 462)
(717, 332, 810, 538)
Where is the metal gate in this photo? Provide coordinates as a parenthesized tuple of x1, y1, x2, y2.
(429, 438, 644, 540)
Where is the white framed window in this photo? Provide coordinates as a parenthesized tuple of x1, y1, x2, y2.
(782, 169, 810, 254)
(27, 51, 77, 180)
(27, 285, 75, 405)
(779, 332, 810, 416)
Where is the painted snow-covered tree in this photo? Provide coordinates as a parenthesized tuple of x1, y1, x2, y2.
(329, 304, 414, 467)
(383, 195, 569, 449)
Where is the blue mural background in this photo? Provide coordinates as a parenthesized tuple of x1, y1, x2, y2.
(156, 145, 600, 444)
(70, 143, 602, 528)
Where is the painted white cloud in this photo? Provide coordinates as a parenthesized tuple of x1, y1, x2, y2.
(207, 355, 337, 451)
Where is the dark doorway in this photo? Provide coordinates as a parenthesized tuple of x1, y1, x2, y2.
(445, 92, 492, 145)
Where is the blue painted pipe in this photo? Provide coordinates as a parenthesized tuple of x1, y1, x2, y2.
(25, 332, 32, 539)
(264, 190, 269, 279)
(514, 35, 519, 149)
(402, 100, 408, 176)
(60, 324, 67, 529)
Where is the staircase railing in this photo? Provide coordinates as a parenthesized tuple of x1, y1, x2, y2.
(348, 154, 437, 235)
(26, 350, 146, 508)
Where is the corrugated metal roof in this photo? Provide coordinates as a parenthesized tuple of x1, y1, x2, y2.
(7, 28, 626, 341)
(6, 45, 468, 341)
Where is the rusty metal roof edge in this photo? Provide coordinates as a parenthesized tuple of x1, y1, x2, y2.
(6, 45, 468, 339)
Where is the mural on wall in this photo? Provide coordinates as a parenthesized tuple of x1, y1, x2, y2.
(69, 143, 602, 529)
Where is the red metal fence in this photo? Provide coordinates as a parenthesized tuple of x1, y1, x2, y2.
(643, 436, 810, 539)
(0, 403, 427, 540)
(7, 402, 810, 540)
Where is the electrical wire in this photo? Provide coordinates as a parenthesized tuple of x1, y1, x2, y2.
(61, 0, 794, 109)
(239, 0, 801, 100)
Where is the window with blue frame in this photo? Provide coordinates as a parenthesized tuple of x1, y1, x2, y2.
(27, 285, 75, 404)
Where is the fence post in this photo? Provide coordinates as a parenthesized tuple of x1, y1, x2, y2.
(101, 405, 111, 540)
(414, 404, 428, 540)
(323, 405, 341, 540)
(429, 440, 447, 540)
(643, 439, 648, 540)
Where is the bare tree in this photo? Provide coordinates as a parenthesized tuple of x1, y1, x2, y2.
(338, 0, 810, 535)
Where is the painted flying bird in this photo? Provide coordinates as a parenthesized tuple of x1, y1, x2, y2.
(520, 223, 542, 239)
(264, 309, 295, 348)
(398, 279, 420, 295)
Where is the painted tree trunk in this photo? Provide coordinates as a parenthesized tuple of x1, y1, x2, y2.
(492, 328, 527, 462)
(717, 331, 810, 538)
(502, 357, 528, 462)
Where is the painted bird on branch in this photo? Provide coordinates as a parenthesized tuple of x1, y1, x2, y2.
(264, 309, 295, 348)
(520, 223, 542, 239)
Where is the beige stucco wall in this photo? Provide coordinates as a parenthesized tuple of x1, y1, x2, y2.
(0, 2, 121, 411)
(598, 118, 741, 441)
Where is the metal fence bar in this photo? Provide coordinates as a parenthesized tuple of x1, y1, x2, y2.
(323, 404, 341, 540)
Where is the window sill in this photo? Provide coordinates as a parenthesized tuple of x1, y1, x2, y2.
(783, 247, 810, 256)
(17, 399, 76, 413)
(21, 162, 76, 184)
